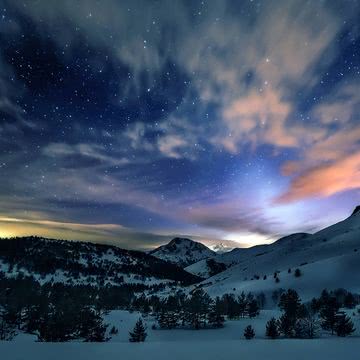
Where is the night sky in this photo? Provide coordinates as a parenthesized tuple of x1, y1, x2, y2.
(0, 0, 359, 250)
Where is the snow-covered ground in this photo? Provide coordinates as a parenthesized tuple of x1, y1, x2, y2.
(1, 339, 360, 360)
(187, 210, 360, 300)
(2, 310, 359, 359)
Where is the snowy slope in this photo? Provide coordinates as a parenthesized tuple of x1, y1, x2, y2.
(150, 237, 216, 267)
(197, 208, 360, 301)
(0, 236, 201, 287)
(186, 233, 311, 277)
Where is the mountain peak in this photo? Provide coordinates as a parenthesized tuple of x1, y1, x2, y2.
(351, 205, 360, 216)
(169, 237, 196, 245)
(150, 237, 216, 267)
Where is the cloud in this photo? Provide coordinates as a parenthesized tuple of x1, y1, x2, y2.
(312, 84, 360, 125)
(276, 91, 360, 202)
(276, 151, 360, 203)
(0, 214, 174, 250)
(157, 135, 189, 159)
(43, 142, 129, 167)
(0, 52, 36, 136)
(180, 0, 341, 103)
(181, 195, 281, 236)
(120, 118, 201, 161)
(213, 88, 295, 153)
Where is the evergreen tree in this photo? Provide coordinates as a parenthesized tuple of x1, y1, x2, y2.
(238, 292, 247, 318)
(277, 313, 295, 337)
(0, 317, 16, 341)
(247, 299, 260, 318)
(294, 269, 301, 277)
(277, 289, 302, 337)
(265, 318, 279, 339)
(243, 325, 255, 339)
(335, 315, 355, 337)
(256, 293, 266, 309)
(320, 296, 340, 334)
(344, 293, 356, 309)
(207, 298, 225, 328)
(156, 311, 178, 329)
(186, 289, 211, 329)
(109, 326, 118, 335)
(278, 289, 302, 318)
(129, 318, 147, 342)
(80, 308, 109, 342)
(156, 311, 167, 329)
(294, 311, 319, 339)
(310, 297, 321, 314)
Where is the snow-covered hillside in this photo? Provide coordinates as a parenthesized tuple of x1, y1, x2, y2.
(194, 208, 360, 301)
(186, 233, 311, 278)
(0, 236, 201, 287)
(150, 237, 216, 267)
(2, 207, 359, 301)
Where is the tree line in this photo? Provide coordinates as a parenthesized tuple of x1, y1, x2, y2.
(263, 288, 357, 339)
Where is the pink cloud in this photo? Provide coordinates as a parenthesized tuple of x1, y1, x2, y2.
(276, 151, 360, 203)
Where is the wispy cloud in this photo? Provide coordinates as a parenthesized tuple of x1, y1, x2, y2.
(44, 142, 129, 167)
(276, 151, 360, 203)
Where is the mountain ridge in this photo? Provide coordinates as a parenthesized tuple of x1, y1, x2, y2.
(190, 205, 360, 301)
(150, 237, 216, 267)
(0, 236, 202, 287)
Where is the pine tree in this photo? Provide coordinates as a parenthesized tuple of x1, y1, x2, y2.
(129, 318, 147, 342)
(335, 315, 355, 337)
(320, 296, 340, 334)
(294, 313, 319, 339)
(109, 326, 118, 335)
(0, 317, 16, 341)
(266, 317, 279, 339)
(238, 292, 247, 318)
(156, 311, 167, 329)
(294, 269, 301, 277)
(207, 298, 225, 328)
(81, 308, 109, 342)
(247, 299, 260, 318)
(278, 289, 302, 317)
(277, 313, 295, 337)
(186, 289, 211, 329)
(344, 293, 356, 309)
(156, 311, 178, 329)
(244, 325, 255, 339)
(277, 289, 302, 337)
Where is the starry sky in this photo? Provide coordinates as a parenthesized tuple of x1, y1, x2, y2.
(0, 0, 359, 251)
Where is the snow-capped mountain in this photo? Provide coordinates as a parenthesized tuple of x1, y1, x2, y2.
(0, 236, 202, 287)
(185, 233, 311, 278)
(150, 237, 216, 267)
(194, 207, 360, 302)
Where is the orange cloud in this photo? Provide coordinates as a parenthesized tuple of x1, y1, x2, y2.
(276, 151, 360, 203)
(217, 88, 300, 153)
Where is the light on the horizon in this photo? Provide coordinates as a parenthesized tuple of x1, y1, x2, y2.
(223, 232, 275, 247)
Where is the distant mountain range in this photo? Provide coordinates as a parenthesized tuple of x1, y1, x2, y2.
(187, 206, 360, 302)
(0, 206, 359, 301)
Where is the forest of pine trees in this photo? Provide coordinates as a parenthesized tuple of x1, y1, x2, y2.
(153, 289, 261, 330)
(0, 269, 358, 342)
(264, 288, 357, 339)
